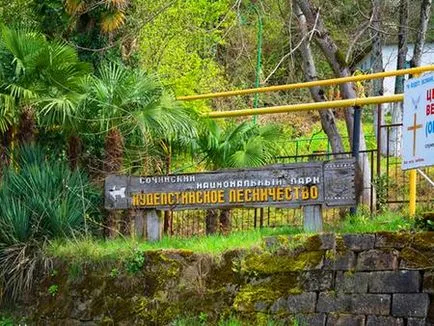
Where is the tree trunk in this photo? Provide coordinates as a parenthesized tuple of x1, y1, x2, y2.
(205, 209, 218, 235)
(219, 209, 231, 235)
(293, 1, 345, 156)
(295, 0, 373, 206)
(163, 144, 172, 235)
(390, 0, 409, 157)
(67, 134, 82, 170)
(17, 107, 35, 145)
(104, 128, 124, 238)
(371, 0, 387, 156)
(410, 0, 432, 68)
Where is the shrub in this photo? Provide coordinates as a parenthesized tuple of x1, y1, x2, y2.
(0, 145, 100, 301)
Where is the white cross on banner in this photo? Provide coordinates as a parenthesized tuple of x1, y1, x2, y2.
(401, 72, 434, 170)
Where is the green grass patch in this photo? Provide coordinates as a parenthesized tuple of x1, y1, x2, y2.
(47, 226, 301, 262)
(47, 212, 415, 263)
(330, 211, 413, 233)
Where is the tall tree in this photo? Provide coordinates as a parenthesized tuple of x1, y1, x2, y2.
(390, 0, 409, 157)
(292, 1, 345, 156)
(410, 0, 432, 68)
(295, 0, 373, 205)
(85, 62, 196, 236)
(371, 0, 386, 155)
(0, 27, 91, 165)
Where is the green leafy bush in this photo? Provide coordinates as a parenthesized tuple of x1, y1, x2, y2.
(0, 145, 100, 301)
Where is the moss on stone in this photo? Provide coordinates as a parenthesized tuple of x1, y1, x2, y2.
(233, 273, 302, 313)
(335, 235, 347, 252)
(243, 251, 323, 275)
(400, 247, 434, 269)
(413, 232, 434, 250)
(375, 232, 413, 248)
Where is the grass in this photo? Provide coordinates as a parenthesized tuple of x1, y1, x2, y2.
(47, 226, 301, 262)
(46, 211, 417, 263)
(329, 211, 413, 234)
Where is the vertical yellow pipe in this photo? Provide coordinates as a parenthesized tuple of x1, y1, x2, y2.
(409, 170, 416, 217)
(408, 72, 420, 217)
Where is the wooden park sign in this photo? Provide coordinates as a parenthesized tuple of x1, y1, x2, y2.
(104, 158, 356, 211)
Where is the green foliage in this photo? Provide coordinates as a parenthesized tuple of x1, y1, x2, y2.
(0, 316, 14, 326)
(126, 249, 146, 274)
(0, 26, 91, 133)
(48, 284, 58, 297)
(372, 174, 389, 212)
(332, 211, 413, 234)
(196, 120, 283, 169)
(0, 145, 99, 301)
(47, 226, 301, 262)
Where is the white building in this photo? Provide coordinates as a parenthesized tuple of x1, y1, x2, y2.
(358, 42, 434, 94)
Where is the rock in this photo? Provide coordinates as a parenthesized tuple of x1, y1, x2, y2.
(342, 234, 375, 251)
(356, 249, 399, 271)
(335, 272, 369, 293)
(317, 293, 390, 315)
(350, 294, 391, 315)
(326, 313, 365, 326)
(375, 232, 412, 249)
(292, 313, 326, 326)
(406, 318, 426, 326)
(323, 250, 356, 271)
(423, 271, 434, 293)
(286, 292, 317, 313)
(366, 315, 404, 326)
(400, 247, 434, 269)
(413, 232, 434, 250)
(299, 270, 333, 291)
(392, 293, 430, 318)
(369, 271, 421, 293)
(317, 292, 351, 313)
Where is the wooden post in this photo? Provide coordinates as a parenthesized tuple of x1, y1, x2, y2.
(146, 209, 162, 241)
(133, 209, 145, 239)
(303, 205, 323, 232)
(303, 153, 323, 232)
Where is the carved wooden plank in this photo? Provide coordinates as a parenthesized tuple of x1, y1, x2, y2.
(104, 159, 356, 210)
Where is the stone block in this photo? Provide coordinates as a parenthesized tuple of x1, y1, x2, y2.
(263, 236, 279, 249)
(326, 313, 365, 326)
(392, 293, 430, 318)
(400, 247, 434, 269)
(423, 271, 434, 293)
(270, 297, 287, 314)
(335, 272, 369, 293)
(375, 232, 412, 248)
(369, 271, 421, 293)
(413, 232, 434, 250)
(299, 270, 333, 291)
(286, 292, 317, 313)
(289, 233, 336, 251)
(317, 292, 351, 313)
(292, 313, 326, 326)
(350, 294, 391, 315)
(317, 293, 390, 315)
(406, 318, 426, 326)
(324, 250, 356, 270)
(342, 234, 375, 251)
(356, 249, 398, 271)
(366, 315, 404, 326)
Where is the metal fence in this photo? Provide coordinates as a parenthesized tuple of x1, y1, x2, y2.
(166, 124, 433, 237)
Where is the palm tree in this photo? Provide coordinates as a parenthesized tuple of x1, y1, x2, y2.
(65, 0, 129, 34)
(196, 120, 282, 234)
(0, 26, 91, 168)
(84, 62, 196, 237)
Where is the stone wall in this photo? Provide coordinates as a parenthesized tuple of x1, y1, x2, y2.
(13, 232, 434, 325)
